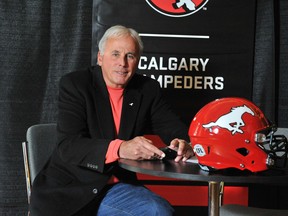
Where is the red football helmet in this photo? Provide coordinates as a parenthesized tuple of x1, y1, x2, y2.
(189, 97, 287, 172)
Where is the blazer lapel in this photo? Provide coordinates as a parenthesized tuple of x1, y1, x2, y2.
(91, 67, 116, 139)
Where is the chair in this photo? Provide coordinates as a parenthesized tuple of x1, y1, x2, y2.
(220, 128, 288, 216)
(22, 123, 57, 204)
(220, 204, 288, 216)
(275, 127, 288, 137)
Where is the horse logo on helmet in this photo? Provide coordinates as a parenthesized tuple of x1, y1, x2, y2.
(202, 105, 255, 135)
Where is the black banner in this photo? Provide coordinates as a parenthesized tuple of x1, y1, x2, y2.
(92, 0, 256, 125)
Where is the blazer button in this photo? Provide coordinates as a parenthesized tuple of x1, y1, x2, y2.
(92, 188, 98, 194)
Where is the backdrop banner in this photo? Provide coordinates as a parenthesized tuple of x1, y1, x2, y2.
(92, 0, 256, 125)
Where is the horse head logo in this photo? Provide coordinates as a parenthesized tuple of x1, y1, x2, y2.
(202, 105, 255, 135)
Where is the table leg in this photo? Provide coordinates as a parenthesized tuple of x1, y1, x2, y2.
(208, 181, 221, 216)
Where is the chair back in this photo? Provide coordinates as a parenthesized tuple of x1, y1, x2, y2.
(275, 127, 288, 137)
(22, 123, 57, 203)
(25, 123, 57, 182)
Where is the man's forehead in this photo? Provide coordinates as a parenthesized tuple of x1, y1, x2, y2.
(106, 37, 138, 53)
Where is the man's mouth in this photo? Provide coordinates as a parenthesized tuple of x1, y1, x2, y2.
(115, 71, 128, 76)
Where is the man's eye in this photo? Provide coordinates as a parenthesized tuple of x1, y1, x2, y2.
(112, 53, 119, 57)
(127, 54, 135, 59)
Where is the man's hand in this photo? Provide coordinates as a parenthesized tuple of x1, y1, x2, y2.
(169, 138, 194, 162)
(119, 136, 165, 160)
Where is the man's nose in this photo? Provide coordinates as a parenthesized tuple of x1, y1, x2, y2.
(118, 55, 128, 66)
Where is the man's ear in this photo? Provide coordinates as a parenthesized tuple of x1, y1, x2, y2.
(97, 52, 102, 66)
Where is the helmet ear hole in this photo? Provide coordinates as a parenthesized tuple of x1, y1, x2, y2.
(236, 148, 249, 156)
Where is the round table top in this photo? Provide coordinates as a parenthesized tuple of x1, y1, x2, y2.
(118, 158, 288, 185)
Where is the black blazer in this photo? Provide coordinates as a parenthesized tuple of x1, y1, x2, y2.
(30, 66, 189, 216)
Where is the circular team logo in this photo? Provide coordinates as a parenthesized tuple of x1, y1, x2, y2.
(146, 0, 209, 17)
(193, 144, 206, 157)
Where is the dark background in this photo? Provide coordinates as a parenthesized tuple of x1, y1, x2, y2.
(0, 0, 287, 215)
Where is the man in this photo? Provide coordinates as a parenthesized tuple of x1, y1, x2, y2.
(30, 25, 194, 216)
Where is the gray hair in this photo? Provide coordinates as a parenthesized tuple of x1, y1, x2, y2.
(98, 25, 144, 56)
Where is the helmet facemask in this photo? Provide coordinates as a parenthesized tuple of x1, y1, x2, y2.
(256, 126, 288, 169)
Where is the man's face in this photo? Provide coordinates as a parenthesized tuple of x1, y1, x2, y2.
(97, 35, 140, 88)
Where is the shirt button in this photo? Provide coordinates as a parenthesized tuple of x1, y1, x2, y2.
(92, 188, 98, 194)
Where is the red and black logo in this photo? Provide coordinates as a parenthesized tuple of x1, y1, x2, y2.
(146, 0, 209, 17)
